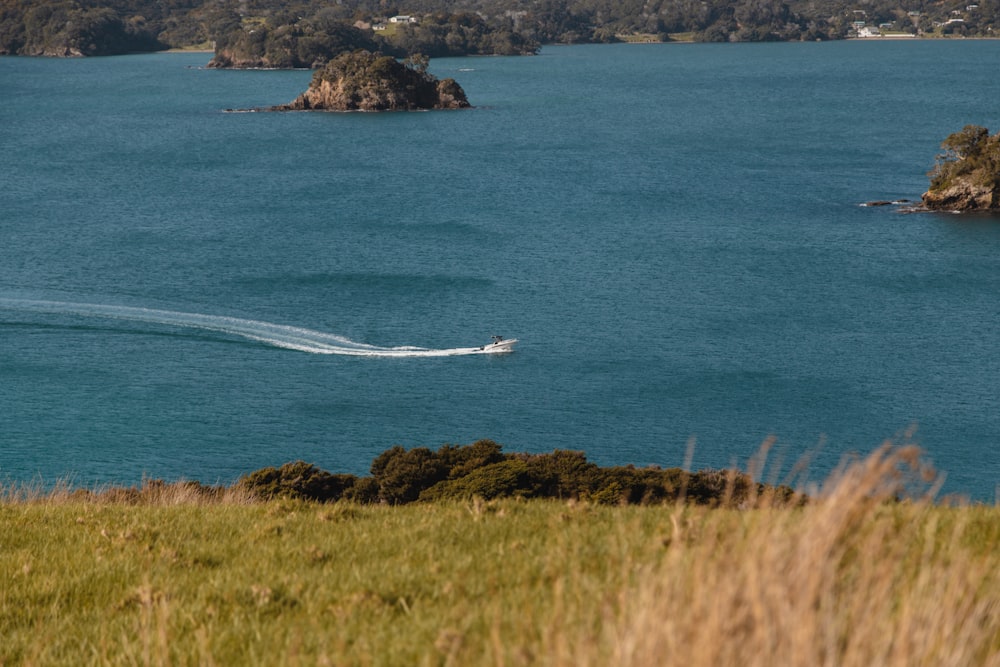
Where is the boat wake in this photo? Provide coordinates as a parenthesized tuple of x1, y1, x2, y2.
(0, 299, 508, 357)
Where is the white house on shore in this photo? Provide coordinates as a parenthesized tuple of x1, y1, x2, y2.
(855, 24, 916, 38)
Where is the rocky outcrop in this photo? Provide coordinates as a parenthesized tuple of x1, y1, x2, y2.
(270, 51, 470, 112)
(921, 183, 1000, 212)
(922, 125, 1000, 212)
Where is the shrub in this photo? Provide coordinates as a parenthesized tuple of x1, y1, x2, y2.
(685, 469, 755, 506)
(435, 440, 506, 479)
(515, 450, 602, 499)
(343, 476, 380, 504)
(598, 465, 687, 505)
(589, 480, 625, 505)
(236, 461, 356, 502)
(238, 443, 802, 507)
(421, 459, 530, 501)
(370, 446, 448, 504)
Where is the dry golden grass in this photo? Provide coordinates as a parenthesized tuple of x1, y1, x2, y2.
(1, 445, 997, 666)
(0, 477, 255, 506)
(568, 445, 1000, 667)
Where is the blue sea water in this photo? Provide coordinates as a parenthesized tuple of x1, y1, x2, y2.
(1, 42, 999, 500)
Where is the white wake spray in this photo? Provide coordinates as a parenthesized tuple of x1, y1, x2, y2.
(0, 298, 505, 357)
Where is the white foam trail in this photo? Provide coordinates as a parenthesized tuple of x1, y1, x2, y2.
(0, 298, 499, 357)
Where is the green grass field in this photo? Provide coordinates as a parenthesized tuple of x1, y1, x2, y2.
(2, 447, 998, 666)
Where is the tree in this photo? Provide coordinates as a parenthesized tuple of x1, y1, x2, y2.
(924, 125, 1000, 211)
(370, 445, 449, 503)
(402, 52, 429, 73)
(940, 124, 990, 162)
(236, 461, 357, 501)
(929, 125, 1000, 190)
(435, 439, 506, 478)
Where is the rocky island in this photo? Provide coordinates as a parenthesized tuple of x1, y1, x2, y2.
(922, 125, 1000, 212)
(269, 51, 470, 112)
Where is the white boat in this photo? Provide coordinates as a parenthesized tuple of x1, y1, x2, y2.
(481, 335, 517, 353)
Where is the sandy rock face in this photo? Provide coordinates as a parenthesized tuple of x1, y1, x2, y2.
(921, 183, 1000, 212)
(922, 125, 1000, 212)
(271, 51, 470, 112)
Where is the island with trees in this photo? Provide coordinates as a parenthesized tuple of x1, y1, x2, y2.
(3, 0, 1000, 63)
(922, 125, 1000, 212)
(267, 50, 470, 111)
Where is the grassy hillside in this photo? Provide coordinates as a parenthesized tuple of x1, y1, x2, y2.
(1, 447, 998, 666)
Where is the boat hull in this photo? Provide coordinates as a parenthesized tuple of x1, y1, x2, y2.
(483, 338, 517, 353)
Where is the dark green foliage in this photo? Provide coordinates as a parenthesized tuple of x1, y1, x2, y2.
(370, 445, 449, 504)
(0, 1, 164, 56)
(421, 450, 686, 504)
(366, 440, 504, 502)
(420, 459, 531, 501)
(685, 469, 751, 506)
(7, 0, 1000, 60)
(206, 7, 537, 66)
(343, 476, 380, 504)
(599, 465, 687, 504)
(929, 125, 1000, 191)
(379, 11, 539, 57)
(237, 442, 802, 506)
(235, 461, 358, 502)
(514, 450, 602, 499)
(65, 8, 159, 55)
(208, 18, 379, 68)
(435, 439, 506, 479)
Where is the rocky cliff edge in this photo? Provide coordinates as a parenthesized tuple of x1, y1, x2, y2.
(921, 125, 1000, 212)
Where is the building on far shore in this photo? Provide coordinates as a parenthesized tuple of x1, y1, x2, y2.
(854, 23, 916, 38)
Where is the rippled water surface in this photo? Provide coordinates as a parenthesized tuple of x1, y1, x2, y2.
(2, 42, 999, 499)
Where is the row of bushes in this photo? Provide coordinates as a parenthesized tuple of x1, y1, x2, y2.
(235, 440, 800, 507)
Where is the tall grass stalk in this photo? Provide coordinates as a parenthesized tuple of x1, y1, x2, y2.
(578, 445, 1000, 667)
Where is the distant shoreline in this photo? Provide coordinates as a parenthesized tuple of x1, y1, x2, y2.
(12, 37, 1000, 63)
(159, 35, 1000, 58)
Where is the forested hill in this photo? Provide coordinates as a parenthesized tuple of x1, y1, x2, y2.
(2, 0, 998, 60)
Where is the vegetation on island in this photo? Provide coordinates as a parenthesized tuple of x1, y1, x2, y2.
(269, 50, 470, 111)
(207, 9, 539, 68)
(3, 0, 1000, 61)
(0, 2, 166, 56)
(1, 445, 998, 665)
(206, 15, 381, 68)
(923, 125, 1000, 211)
